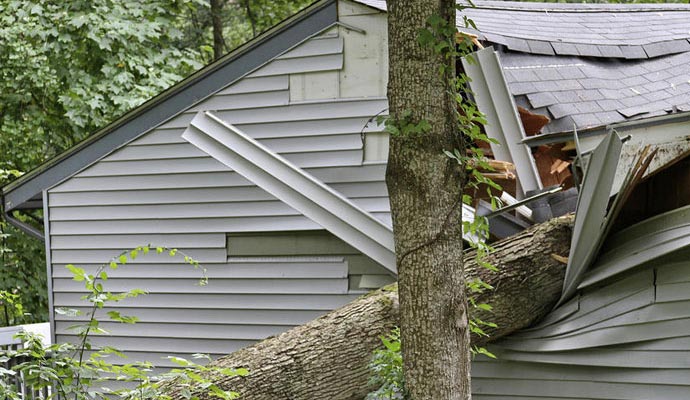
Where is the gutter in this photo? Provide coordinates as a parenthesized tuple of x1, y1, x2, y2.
(1, 191, 45, 241)
(523, 110, 690, 148)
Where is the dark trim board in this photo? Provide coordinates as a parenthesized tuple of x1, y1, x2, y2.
(2, 0, 338, 212)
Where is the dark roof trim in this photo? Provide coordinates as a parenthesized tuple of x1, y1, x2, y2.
(522, 110, 690, 148)
(2, 0, 337, 212)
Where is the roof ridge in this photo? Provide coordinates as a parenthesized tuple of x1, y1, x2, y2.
(468, 0, 690, 13)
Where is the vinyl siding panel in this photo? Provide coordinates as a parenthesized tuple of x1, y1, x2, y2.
(47, 29, 392, 369)
(474, 214, 690, 399)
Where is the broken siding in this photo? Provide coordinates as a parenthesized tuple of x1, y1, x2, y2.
(48, 16, 394, 367)
(470, 206, 690, 399)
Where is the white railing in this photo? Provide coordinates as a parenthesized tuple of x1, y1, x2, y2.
(0, 323, 52, 399)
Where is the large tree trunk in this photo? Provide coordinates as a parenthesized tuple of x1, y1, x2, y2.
(386, 0, 469, 398)
(164, 215, 573, 400)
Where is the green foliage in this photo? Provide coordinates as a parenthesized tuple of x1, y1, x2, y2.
(0, 291, 26, 327)
(0, 246, 242, 399)
(366, 328, 404, 400)
(376, 111, 431, 137)
(0, 0, 207, 329)
(0, 0, 204, 171)
(177, 0, 313, 61)
(0, 169, 48, 326)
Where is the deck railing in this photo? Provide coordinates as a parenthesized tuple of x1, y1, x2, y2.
(0, 324, 52, 399)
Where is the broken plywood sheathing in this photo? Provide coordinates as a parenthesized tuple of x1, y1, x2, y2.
(462, 47, 543, 198)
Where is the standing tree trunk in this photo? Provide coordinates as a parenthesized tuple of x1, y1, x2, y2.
(386, 1, 470, 399)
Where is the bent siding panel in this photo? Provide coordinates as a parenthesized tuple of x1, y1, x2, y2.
(47, 28, 393, 369)
(473, 229, 690, 399)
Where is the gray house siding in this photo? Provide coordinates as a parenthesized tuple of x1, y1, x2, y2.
(47, 1, 394, 368)
(473, 205, 690, 399)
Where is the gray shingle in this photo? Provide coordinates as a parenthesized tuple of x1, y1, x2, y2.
(595, 111, 625, 125)
(553, 91, 581, 104)
(619, 106, 649, 118)
(526, 92, 559, 108)
(508, 82, 538, 95)
(643, 80, 671, 93)
(557, 79, 584, 91)
(571, 113, 602, 129)
(552, 42, 579, 56)
(580, 78, 608, 90)
(599, 88, 629, 100)
(621, 75, 649, 87)
(500, 36, 531, 53)
(561, 67, 586, 80)
(598, 45, 625, 58)
(534, 80, 563, 92)
(514, 95, 531, 110)
(575, 101, 604, 114)
(620, 45, 648, 59)
(643, 39, 690, 58)
(667, 74, 690, 86)
(575, 44, 603, 58)
(668, 64, 690, 77)
(575, 89, 604, 102)
(619, 95, 648, 108)
(643, 90, 672, 102)
(509, 69, 541, 83)
(527, 40, 555, 56)
(596, 99, 624, 111)
(548, 103, 579, 119)
(544, 116, 576, 134)
(678, 103, 690, 112)
(534, 68, 562, 81)
(621, 64, 649, 77)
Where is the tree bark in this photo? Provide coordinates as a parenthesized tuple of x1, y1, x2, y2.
(210, 0, 225, 60)
(164, 215, 573, 400)
(386, 0, 469, 398)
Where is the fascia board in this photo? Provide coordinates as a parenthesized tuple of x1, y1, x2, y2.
(182, 111, 397, 275)
(559, 131, 624, 303)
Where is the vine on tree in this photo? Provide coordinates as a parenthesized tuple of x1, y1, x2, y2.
(368, 3, 501, 397)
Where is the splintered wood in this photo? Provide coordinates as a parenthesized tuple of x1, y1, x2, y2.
(534, 143, 575, 189)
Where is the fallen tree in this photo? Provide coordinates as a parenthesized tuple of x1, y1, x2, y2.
(165, 214, 574, 400)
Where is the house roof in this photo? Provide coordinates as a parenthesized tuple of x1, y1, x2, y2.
(465, 1, 690, 135)
(505, 51, 690, 134)
(361, 0, 690, 135)
(2, 0, 338, 212)
(462, 1, 690, 60)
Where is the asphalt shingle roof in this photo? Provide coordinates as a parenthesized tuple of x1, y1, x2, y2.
(355, 0, 690, 133)
(462, 2, 690, 60)
(502, 51, 690, 134)
(359, 0, 690, 60)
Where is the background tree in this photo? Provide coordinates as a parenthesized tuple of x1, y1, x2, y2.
(386, 0, 471, 399)
(179, 0, 313, 61)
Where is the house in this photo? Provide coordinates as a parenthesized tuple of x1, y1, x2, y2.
(3, 0, 690, 397)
